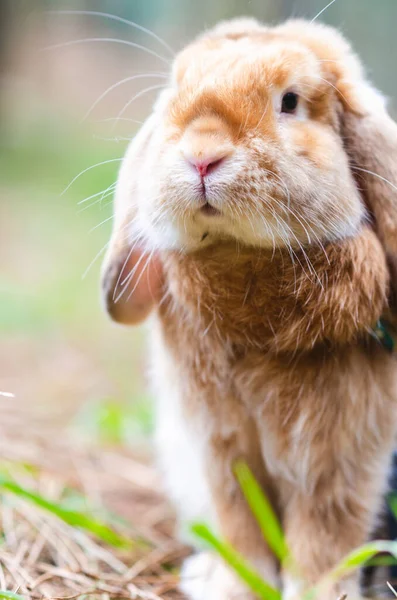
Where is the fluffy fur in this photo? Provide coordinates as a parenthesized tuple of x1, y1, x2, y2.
(101, 18, 397, 600)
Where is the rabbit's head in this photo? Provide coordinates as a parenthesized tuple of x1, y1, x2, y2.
(102, 18, 397, 324)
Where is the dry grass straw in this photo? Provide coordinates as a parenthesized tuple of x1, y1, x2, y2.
(0, 404, 189, 600)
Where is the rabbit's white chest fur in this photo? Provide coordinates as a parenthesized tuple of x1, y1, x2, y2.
(151, 318, 213, 530)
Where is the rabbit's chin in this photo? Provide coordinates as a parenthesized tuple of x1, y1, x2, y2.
(139, 218, 280, 254)
(136, 205, 327, 255)
(137, 210, 360, 256)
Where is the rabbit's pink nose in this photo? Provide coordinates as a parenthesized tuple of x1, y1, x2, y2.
(184, 152, 227, 178)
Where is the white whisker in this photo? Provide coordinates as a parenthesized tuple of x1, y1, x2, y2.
(78, 182, 117, 205)
(78, 192, 114, 213)
(317, 76, 353, 109)
(112, 244, 137, 302)
(97, 117, 144, 126)
(311, 0, 338, 23)
(61, 158, 122, 195)
(113, 84, 166, 128)
(89, 215, 113, 233)
(48, 10, 175, 56)
(253, 99, 270, 133)
(261, 168, 330, 264)
(114, 248, 148, 303)
(352, 166, 397, 193)
(43, 38, 171, 66)
(82, 73, 168, 122)
(265, 209, 299, 289)
(93, 136, 134, 143)
(126, 250, 156, 302)
(82, 242, 110, 280)
(83, 222, 139, 282)
(120, 247, 146, 287)
(258, 190, 323, 288)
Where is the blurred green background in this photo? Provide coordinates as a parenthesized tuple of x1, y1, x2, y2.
(1, 0, 396, 446)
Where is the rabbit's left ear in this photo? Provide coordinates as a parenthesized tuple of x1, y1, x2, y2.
(341, 84, 397, 309)
(101, 114, 164, 325)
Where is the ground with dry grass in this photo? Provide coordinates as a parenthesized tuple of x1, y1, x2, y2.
(0, 395, 189, 600)
(0, 121, 191, 599)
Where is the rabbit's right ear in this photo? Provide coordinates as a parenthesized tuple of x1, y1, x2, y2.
(101, 115, 163, 325)
(341, 88, 397, 311)
(342, 97, 397, 258)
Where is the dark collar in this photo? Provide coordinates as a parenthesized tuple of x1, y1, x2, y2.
(372, 319, 396, 353)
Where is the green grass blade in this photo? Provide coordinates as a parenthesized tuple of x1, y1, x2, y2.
(0, 593, 25, 600)
(329, 541, 397, 579)
(234, 461, 289, 563)
(365, 554, 397, 567)
(192, 523, 281, 600)
(0, 477, 132, 549)
(388, 493, 397, 520)
(304, 540, 397, 600)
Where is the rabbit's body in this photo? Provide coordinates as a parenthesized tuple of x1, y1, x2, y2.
(101, 18, 397, 599)
(153, 235, 397, 599)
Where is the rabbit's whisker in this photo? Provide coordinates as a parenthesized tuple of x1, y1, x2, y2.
(261, 169, 331, 264)
(266, 211, 297, 275)
(42, 38, 171, 66)
(92, 136, 135, 143)
(253, 204, 278, 258)
(112, 230, 151, 302)
(77, 182, 117, 206)
(89, 215, 114, 234)
(126, 250, 156, 303)
(112, 84, 167, 130)
(259, 196, 322, 289)
(119, 246, 147, 289)
(62, 158, 122, 196)
(48, 10, 175, 56)
(97, 117, 144, 126)
(316, 76, 354, 110)
(82, 241, 110, 280)
(244, 204, 259, 239)
(83, 73, 168, 122)
(253, 99, 270, 133)
(240, 106, 253, 136)
(352, 167, 397, 193)
(78, 192, 114, 213)
(311, 0, 338, 23)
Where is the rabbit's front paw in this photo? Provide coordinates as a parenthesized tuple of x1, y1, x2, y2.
(180, 552, 255, 600)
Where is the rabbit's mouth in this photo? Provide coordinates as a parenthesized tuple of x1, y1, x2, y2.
(199, 202, 221, 217)
(194, 181, 222, 217)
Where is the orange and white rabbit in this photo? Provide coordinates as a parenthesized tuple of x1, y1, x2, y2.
(101, 18, 397, 600)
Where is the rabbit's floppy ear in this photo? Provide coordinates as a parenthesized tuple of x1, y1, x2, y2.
(340, 82, 397, 310)
(101, 114, 163, 325)
(208, 17, 263, 39)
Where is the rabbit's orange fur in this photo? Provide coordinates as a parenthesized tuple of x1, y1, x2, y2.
(102, 18, 397, 600)
(161, 228, 388, 353)
(158, 231, 394, 599)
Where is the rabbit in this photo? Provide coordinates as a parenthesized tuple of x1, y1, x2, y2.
(101, 17, 397, 600)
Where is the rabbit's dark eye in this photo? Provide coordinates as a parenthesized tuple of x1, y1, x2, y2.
(281, 92, 299, 114)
